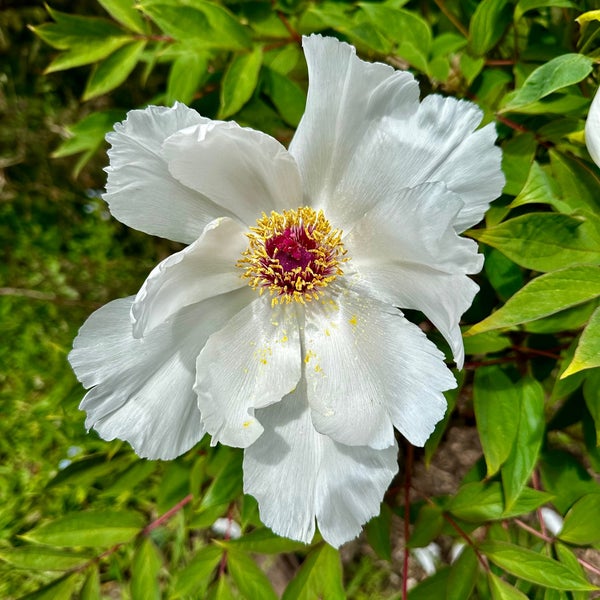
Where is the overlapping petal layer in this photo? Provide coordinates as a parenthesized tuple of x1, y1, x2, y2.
(333, 96, 503, 233)
(289, 35, 419, 220)
(195, 300, 301, 448)
(243, 381, 399, 548)
(131, 217, 248, 338)
(70, 288, 253, 459)
(104, 103, 228, 244)
(164, 121, 303, 226)
(304, 288, 454, 448)
(344, 182, 482, 367)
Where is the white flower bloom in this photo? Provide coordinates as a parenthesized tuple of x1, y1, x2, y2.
(586, 86, 600, 167)
(69, 35, 504, 547)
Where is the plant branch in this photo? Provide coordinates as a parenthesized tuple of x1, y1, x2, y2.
(402, 443, 414, 600)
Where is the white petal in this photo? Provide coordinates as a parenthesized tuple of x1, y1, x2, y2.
(380, 95, 504, 232)
(131, 217, 248, 338)
(104, 103, 227, 244)
(289, 35, 419, 215)
(304, 289, 454, 448)
(585, 87, 600, 167)
(344, 182, 483, 367)
(243, 386, 398, 547)
(195, 300, 301, 448)
(69, 288, 253, 459)
(164, 121, 303, 226)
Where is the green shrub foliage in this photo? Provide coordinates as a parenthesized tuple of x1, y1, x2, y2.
(2, 0, 600, 597)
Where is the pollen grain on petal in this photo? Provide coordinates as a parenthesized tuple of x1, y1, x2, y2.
(237, 207, 348, 305)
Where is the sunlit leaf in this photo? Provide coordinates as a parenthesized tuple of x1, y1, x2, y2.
(561, 307, 600, 378)
(559, 493, 600, 545)
(97, 0, 147, 33)
(131, 538, 162, 600)
(23, 511, 145, 547)
(447, 545, 478, 600)
(469, 213, 600, 273)
(467, 266, 600, 335)
(504, 54, 593, 110)
(501, 377, 545, 509)
(480, 541, 597, 591)
(83, 40, 146, 101)
(469, 0, 511, 56)
(282, 544, 345, 600)
(474, 366, 521, 476)
(228, 549, 278, 600)
(0, 546, 90, 571)
(171, 544, 223, 599)
(488, 571, 529, 599)
(219, 47, 263, 119)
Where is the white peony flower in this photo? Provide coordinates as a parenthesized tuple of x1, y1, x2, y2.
(586, 86, 600, 167)
(69, 35, 504, 548)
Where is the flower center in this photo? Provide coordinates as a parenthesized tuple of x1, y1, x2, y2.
(238, 207, 347, 305)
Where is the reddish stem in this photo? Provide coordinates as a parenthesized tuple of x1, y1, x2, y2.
(402, 443, 414, 600)
(143, 493, 193, 536)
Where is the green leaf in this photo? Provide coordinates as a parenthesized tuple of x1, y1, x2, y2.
(227, 549, 278, 600)
(44, 37, 132, 73)
(483, 248, 524, 302)
(480, 540, 598, 591)
(448, 482, 552, 522)
(504, 54, 594, 111)
(446, 545, 478, 600)
(469, 213, 600, 273)
(467, 266, 600, 335)
(83, 40, 146, 101)
(509, 162, 564, 212)
(554, 543, 589, 600)
(166, 51, 210, 105)
(131, 538, 162, 600)
(282, 544, 345, 600)
(558, 493, 600, 545)
(52, 110, 125, 177)
(408, 504, 444, 548)
(365, 504, 392, 560)
(262, 68, 306, 128)
(469, 0, 511, 56)
(408, 567, 451, 599)
(515, 0, 578, 21)
(219, 47, 263, 119)
(171, 544, 223, 599)
(540, 449, 600, 513)
(0, 546, 90, 571)
(80, 566, 101, 600)
(584, 369, 600, 442)
(31, 7, 124, 50)
(488, 571, 529, 599)
(474, 366, 521, 476)
(225, 528, 308, 554)
(561, 307, 600, 377)
(449, 481, 506, 522)
(97, 0, 147, 33)
(463, 330, 512, 355)
(23, 510, 145, 547)
(501, 377, 545, 509)
(199, 450, 243, 511)
(550, 150, 600, 214)
(18, 573, 79, 600)
(139, 3, 250, 50)
(359, 5, 432, 52)
(501, 133, 536, 195)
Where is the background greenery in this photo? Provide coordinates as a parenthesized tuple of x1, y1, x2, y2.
(2, 0, 600, 597)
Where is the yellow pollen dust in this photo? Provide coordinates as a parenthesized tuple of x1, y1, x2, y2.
(237, 207, 348, 306)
